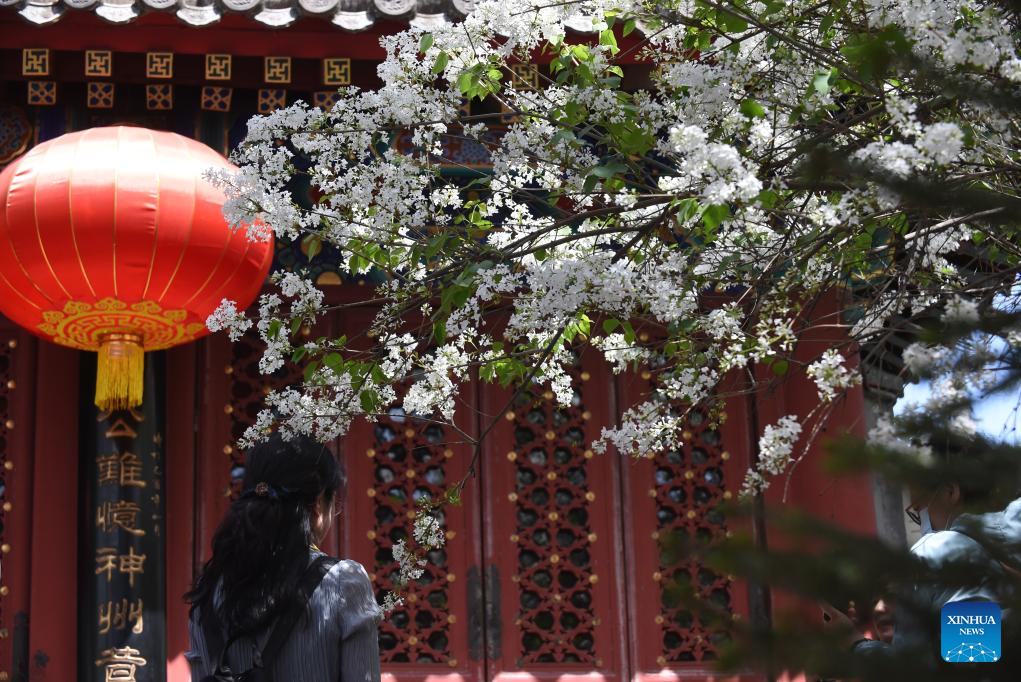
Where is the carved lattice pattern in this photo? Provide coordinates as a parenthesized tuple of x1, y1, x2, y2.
(509, 362, 598, 664)
(225, 334, 304, 498)
(369, 409, 452, 664)
(651, 400, 732, 663)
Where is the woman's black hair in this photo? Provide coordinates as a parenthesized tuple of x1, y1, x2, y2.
(186, 433, 343, 634)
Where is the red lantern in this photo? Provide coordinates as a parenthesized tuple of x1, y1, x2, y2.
(0, 126, 273, 409)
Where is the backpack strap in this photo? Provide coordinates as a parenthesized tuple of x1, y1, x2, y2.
(259, 555, 339, 666)
(949, 526, 1021, 581)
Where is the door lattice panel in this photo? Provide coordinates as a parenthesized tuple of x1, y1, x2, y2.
(224, 334, 304, 498)
(651, 406, 732, 663)
(508, 368, 599, 665)
(368, 410, 453, 664)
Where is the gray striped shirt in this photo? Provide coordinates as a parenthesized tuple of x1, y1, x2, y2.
(186, 558, 383, 682)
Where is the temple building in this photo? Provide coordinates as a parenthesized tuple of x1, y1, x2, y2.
(0, 4, 896, 682)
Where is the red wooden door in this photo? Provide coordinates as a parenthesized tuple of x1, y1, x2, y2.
(480, 349, 628, 682)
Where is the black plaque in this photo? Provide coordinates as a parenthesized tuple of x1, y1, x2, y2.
(80, 352, 166, 682)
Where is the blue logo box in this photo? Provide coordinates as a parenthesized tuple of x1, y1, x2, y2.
(941, 601, 1001, 663)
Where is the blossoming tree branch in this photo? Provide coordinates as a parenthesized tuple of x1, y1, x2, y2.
(206, 0, 1021, 597)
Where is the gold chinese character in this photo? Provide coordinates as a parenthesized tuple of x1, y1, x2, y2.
(119, 546, 146, 587)
(96, 453, 147, 488)
(96, 501, 145, 537)
(95, 547, 118, 581)
(98, 598, 144, 635)
(95, 646, 146, 682)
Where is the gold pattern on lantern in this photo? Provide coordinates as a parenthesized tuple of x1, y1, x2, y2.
(223, 445, 233, 455)
(0, 544, 8, 554)
(589, 575, 598, 584)
(510, 534, 519, 542)
(550, 554, 560, 564)
(553, 594, 562, 602)
(224, 365, 234, 374)
(408, 636, 418, 646)
(406, 469, 416, 479)
(7, 340, 16, 349)
(404, 428, 415, 438)
(447, 659, 458, 668)
(5, 381, 14, 389)
(366, 448, 376, 458)
(687, 510, 697, 519)
(446, 573, 456, 582)
(367, 488, 376, 497)
(580, 371, 591, 381)
(639, 332, 650, 342)
(511, 574, 520, 583)
(721, 451, 731, 460)
(648, 488, 657, 497)
(2, 462, 11, 471)
(682, 430, 693, 440)
(446, 530, 456, 540)
(0, 586, 8, 596)
(548, 511, 559, 521)
(656, 656, 667, 667)
(4, 420, 12, 429)
(583, 449, 594, 459)
(544, 430, 556, 441)
(546, 471, 557, 480)
(447, 615, 457, 624)
(366, 530, 376, 540)
(684, 470, 694, 479)
(506, 451, 517, 461)
(406, 510, 416, 519)
(585, 492, 596, 501)
(641, 371, 651, 380)
(587, 533, 597, 542)
(223, 405, 233, 414)
(581, 410, 592, 420)
(543, 390, 554, 400)
(654, 615, 664, 624)
(504, 411, 515, 420)
(724, 491, 733, 500)
(444, 449, 454, 459)
(508, 492, 518, 502)
(407, 594, 418, 603)
(653, 571, 662, 582)
(651, 531, 660, 540)
(1, 503, 10, 513)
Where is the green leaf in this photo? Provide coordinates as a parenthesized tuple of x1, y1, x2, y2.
(432, 51, 449, 74)
(771, 359, 789, 376)
(602, 318, 621, 334)
(740, 99, 766, 119)
(268, 319, 282, 340)
(291, 317, 303, 335)
(446, 486, 463, 505)
(702, 204, 731, 230)
(433, 320, 447, 344)
(303, 360, 319, 383)
(812, 70, 833, 96)
(599, 29, 620, 55)
(420, 33, 434, 53)
(718, 10, 748, 32)
(623, 18, 636, 36)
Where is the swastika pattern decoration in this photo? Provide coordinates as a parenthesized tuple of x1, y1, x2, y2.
(264, 57, 292, 84)
(146, 84, 173, 111)
(21, 48, 49, 77)
(510, 63, 539, 90)
(205, 54, 232, 81)
(87, 82, 115, 109)
(146, 53, 174, 79)
(85, 50, 113, 78)
(27, 81, 56, 107)
(323, 58, 351, 85)
(508, 360, 599, 664)
(369, 410, 453, 664)
(651, 403, 732, 663)
(257, 89, 287, 114)
(201, 87, 232, 112)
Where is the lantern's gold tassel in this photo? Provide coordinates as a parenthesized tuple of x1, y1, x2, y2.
(95, 333, 144, 411)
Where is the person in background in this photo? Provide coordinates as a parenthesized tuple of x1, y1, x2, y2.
(185, 434, 381, 682)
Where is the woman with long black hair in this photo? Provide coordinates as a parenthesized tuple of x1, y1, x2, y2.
(185, 434, 381, 682)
